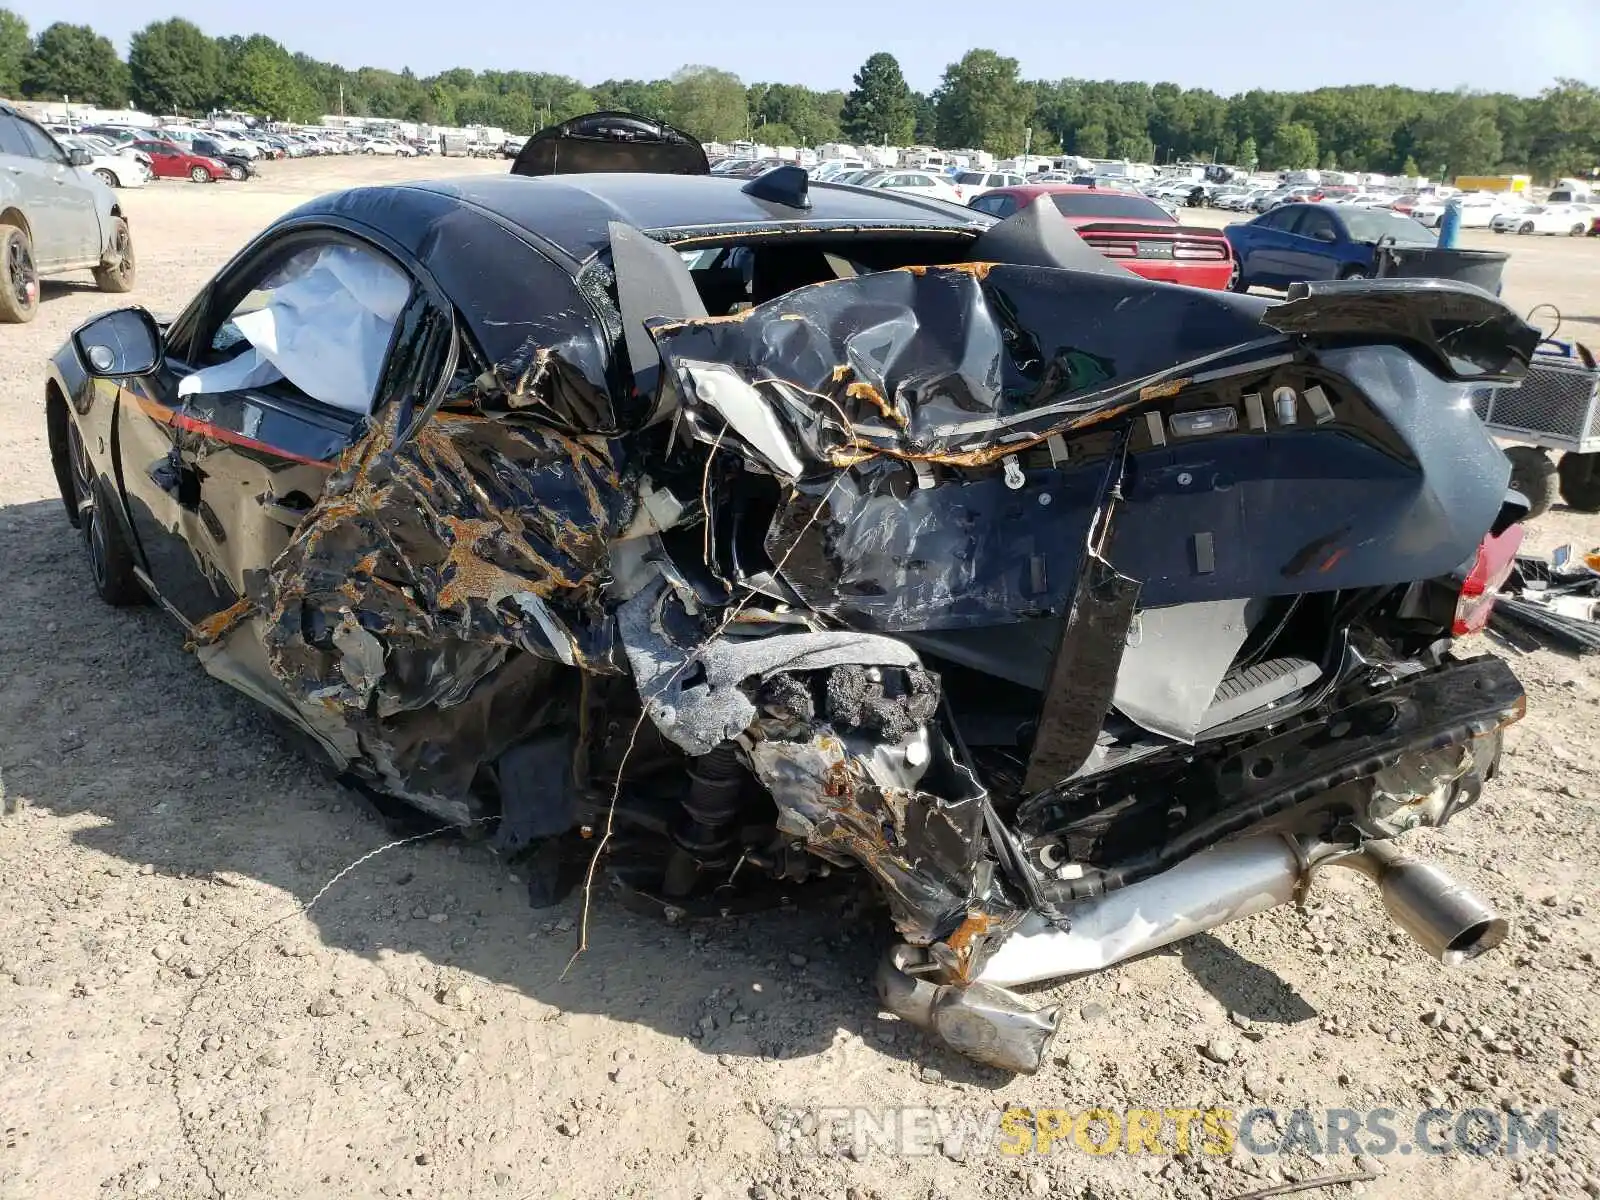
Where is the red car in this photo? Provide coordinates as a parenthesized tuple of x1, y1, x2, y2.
(130, 139, 230, 182)
(970, 184, 1235, 289)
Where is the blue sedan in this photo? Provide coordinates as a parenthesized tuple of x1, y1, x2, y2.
(1224, 203, 1437, 292)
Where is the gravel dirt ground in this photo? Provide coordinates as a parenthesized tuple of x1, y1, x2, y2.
(1, 158, 1597, 1200)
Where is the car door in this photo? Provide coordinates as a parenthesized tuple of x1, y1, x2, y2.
(0, 112, 68, 265)
(15, 116, 100, 262)
(1236, 208, 1297, 285)
(115, 229, 435, 626)
(137, 142, 181, 178)
(1280, 206, 1343, 281)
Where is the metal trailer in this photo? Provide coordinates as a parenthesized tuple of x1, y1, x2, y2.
(1471, 340, 1600, 517)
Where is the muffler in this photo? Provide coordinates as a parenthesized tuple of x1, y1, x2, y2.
(877, 832, 1508, 1072)
(1325, 838, 1508, 965)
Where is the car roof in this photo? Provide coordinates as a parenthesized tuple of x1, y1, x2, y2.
(358, 172, 988, 267)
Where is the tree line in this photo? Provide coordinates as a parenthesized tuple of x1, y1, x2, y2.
(0, 13, 1595, 181)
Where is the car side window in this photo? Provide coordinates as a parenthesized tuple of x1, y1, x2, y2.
(1258, 208, 1294, 231)
(16, 118, 67, 164)
(0, 113, 33, 158)
(1293, 210, 1337, 240)
(989, 195, 1019, 218)
(183, 239, 415, 417)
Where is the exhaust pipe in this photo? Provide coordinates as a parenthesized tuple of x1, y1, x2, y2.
(975, 834, 1305, 988)
(878, 833, 1507, 1071)
(1324, 838, 1508, 965)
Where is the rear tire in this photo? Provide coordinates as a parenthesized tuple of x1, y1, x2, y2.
(228, 164, 246, 181)
(1340, 265, 1369, 280)
(0, 223, 39, 323)
(92, 217, 135, 293)
(1506, 446, 1557, 518)
(1557, 451, 1600, 513)
(1571, 223, 1588, 237)
(1518, 222, 1534, 235)
(67, 421, 143, 606)
(1228, 260, 1248, 292)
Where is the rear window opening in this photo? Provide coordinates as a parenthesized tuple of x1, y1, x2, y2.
(670, 233, 981, 315)
(1051, 192, 1173, 223)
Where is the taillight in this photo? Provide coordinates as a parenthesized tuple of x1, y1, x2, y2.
(1173, 241, 1229, 260)
(1453, 524, 1524, 636)
(1085, 240, 1137, 257)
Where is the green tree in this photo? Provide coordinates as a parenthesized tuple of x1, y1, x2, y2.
(1075, 122, 1108, 157)
(23, 22, 127, 104)
(1411, 94, 1504, 179)
(1268, 121, 1318, 168)
(933, 49, 1031, 155)
(128, 19, 220, 114)
(1320, 149, 1339, 170)
(665, 65, 747, 142)
(753, 121, 799, 146)
(911, 92, 937, 143)
(224, 36, 317, 121)
(839, 52, 914, 146)
(0, 8, 27, 97)
(1530, 79, 1600, 179)
(1239, 135, 1259, 169)
(1401, 155, 1421, 178)
(591, 78, 673, 122)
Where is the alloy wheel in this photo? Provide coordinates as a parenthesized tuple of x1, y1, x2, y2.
(108, 224, 134, 286)
(68, 423, 108, 589)
(7, 233, 35, 310)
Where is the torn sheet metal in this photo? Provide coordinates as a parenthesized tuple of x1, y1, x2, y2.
(234, 362, 634, 811)
(647, 263, 1276, 468)
(1113, 599, 1257, 742)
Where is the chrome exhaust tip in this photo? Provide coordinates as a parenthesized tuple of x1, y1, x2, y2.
(876, 944, 1059, 1074)
(1332, 839, 1508, 966)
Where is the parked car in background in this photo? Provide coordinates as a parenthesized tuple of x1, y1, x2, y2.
(190, 138, 257, 181)
(131, 139, 230, 182)
(1409, 193, 1520, 229)
(0, 101, 136, 322)
(970, 184, 1234, 288)
(1225, 203, 1435, 291)
(1490, 203, 1598, 236)
(54, 135, 146, 189)
(950, 170, 1026, 202)
(362, 138, 416, 157)
(853, 169, 963, 203)
(811, 160, 867, 181)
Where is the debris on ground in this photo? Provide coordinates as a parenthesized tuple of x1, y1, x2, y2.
(1492, 544, 1600, 653)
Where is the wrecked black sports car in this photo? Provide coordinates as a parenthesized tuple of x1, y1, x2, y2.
(48, 113, 1539, 1072)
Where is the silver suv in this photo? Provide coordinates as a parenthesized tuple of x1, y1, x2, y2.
(0, 102, 136, 323)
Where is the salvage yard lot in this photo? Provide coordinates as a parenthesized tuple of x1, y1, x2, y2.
(1, 156, 1597, 1200)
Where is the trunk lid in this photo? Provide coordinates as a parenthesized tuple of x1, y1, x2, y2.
(509, 111, 709, 178)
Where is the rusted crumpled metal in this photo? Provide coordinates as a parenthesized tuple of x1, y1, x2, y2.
(233, 364, 635, 811)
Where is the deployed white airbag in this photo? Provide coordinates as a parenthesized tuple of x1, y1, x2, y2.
(178, 244, 412, 414)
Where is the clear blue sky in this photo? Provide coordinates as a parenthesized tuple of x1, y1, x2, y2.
(12, 0, 1599, 96)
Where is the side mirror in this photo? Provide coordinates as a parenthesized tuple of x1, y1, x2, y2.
(68, 147, 92, 167)
(74, 308, 163, 377)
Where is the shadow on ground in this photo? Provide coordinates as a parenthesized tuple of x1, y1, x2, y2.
(0, 493, 1317, 1087)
